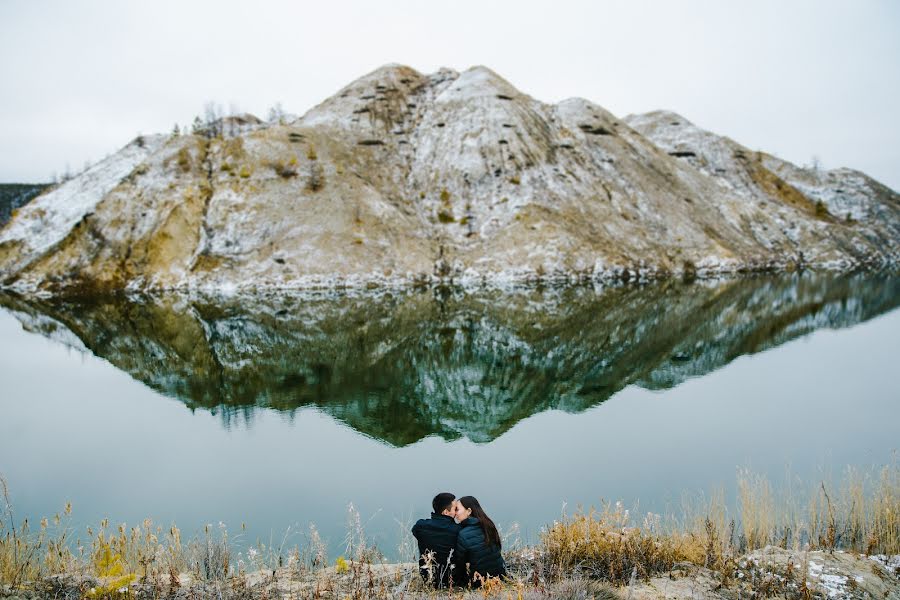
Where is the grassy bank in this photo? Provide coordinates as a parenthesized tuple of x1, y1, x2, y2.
(1, 462, 897, 599)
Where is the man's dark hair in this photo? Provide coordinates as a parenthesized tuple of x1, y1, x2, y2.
(432, 492, 455, 514)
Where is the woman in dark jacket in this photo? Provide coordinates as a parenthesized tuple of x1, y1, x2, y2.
(453, 496, 506, 586)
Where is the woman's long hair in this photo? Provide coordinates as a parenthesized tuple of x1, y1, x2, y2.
(458, 496, 501, 549)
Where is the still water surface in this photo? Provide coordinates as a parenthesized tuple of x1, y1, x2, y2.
(0, 272, 897, 559)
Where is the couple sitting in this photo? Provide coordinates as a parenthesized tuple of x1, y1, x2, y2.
(411, 493, 507, 588)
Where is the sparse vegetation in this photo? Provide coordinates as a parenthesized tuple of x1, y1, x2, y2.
(745, 157, 825, 217)
(176, 147, 192, 173)
(305, 161, 324, 191)
(437, 188, 455, 223)
(222, 137, 245, 160)
(271, 156, 299, 179)
(1, 463, 896, 598)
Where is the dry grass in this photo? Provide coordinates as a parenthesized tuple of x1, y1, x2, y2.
(175, 147, 192, 173)
(538, 460, 899, 589)
(270, 156, 299, 178)
(737, 468, 775, 549)
(1, 462, 897, 598)
(540, 503, 686, 583)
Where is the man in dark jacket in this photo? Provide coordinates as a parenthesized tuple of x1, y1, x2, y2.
(411, 492, 461, 588)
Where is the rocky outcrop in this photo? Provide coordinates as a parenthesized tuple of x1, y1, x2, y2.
(1, 65, 898, 295)
(3, 272, 897, 445)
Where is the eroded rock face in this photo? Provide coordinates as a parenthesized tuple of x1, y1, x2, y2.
(1, 65, 898, 294)
(3, 272, 897, 445)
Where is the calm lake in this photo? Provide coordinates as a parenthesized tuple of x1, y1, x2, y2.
(1, 272, 898, 561)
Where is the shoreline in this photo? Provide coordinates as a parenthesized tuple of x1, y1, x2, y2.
(3, 548, 898, 599)
(2, 263, 897, 302)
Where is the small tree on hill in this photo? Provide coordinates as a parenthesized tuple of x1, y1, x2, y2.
(203, 101, 223, 138)
(268, 102, 285, 125)
(191, 116, 205, 136)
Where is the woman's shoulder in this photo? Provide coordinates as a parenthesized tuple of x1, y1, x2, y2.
(457, 518, 483, 542)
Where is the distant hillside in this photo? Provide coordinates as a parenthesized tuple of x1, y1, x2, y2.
(0, 64, 898, 296)
(0, 183, 50, 227)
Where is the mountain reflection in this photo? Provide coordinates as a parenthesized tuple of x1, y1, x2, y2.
(2, 272, 898, 445)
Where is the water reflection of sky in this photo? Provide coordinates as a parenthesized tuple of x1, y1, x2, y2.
(0, 289, 898, 560)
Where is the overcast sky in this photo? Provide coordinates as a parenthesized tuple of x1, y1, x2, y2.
(1, 0, 898, 189)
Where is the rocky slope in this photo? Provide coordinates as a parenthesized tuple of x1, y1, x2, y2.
(1, 65, 898, 294)
(3, 272, 897, 444)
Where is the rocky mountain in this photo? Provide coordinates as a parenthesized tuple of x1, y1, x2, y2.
(3, 272, 898, 444)
(1, 65, 898, 295)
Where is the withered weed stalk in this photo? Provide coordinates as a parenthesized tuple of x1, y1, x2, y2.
(394, 513, 417, 565)
(0, 474, 76, 588)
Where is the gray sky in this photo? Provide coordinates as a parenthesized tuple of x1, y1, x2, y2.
(1, 0, 898, 189)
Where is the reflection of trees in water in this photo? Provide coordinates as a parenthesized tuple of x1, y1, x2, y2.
(2, 272, 898, 445)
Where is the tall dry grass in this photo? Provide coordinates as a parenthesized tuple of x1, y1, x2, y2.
(0, 475, 77, 588)
(539, 460, 899, 586)
(540, 501, 693, 583)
